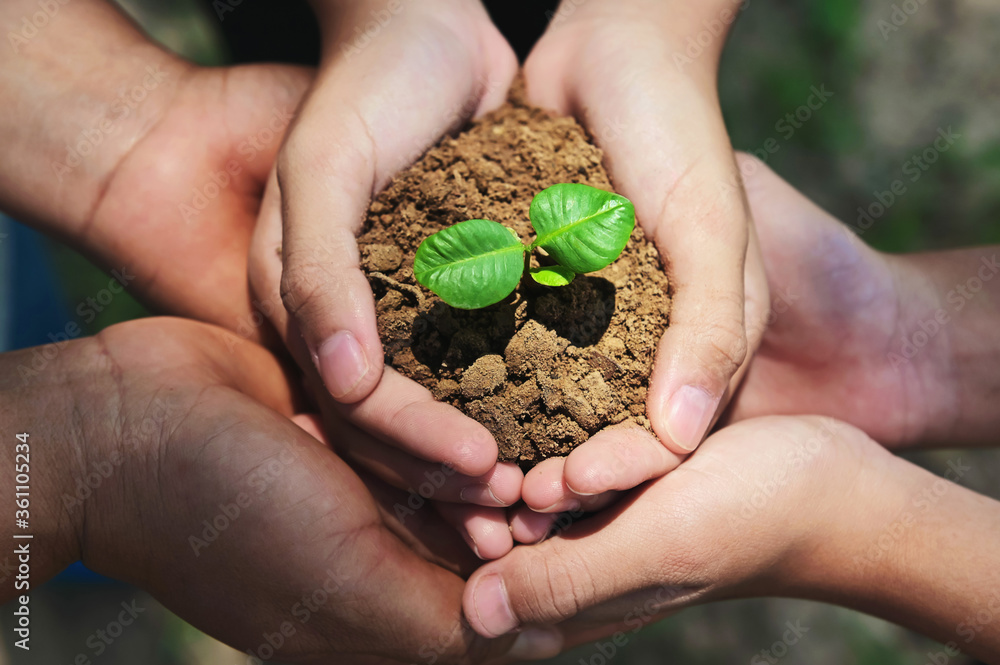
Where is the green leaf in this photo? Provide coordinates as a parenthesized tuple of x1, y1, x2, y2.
(530, 183, 635, 274)
(414, 219, 526, 309)
(529, 266, 576, 287)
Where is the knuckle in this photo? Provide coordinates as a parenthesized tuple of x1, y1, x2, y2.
(696, 316, 748, 380)
(279, 261, 333, 319)
(517, 550, 595, 623)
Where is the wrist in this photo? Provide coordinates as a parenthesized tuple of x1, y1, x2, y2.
(890, 248, 1000, 447)
(560, 0, 745, 79)
(0, 337, 114, 600)
(0, 0, 188, 242)
(786, 448, 1000, 659)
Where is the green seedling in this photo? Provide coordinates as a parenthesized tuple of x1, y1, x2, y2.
(413, 183, 635, 309)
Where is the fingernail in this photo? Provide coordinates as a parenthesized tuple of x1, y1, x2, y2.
(461, 530, 484, 560)
(317, 331, 369, 399)
(507, 627, 563, 660)
(472, 574, 518, 637)
(663, 385, 718, 452)
(460, 483, 506, 506)
(537, 499, 581, 514)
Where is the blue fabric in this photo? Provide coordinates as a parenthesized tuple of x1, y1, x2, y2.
(1, 217, 113, 584)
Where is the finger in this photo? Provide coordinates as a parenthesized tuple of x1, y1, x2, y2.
(530, 61, 751, 454)
(109, 317, 300, 418)
(463, 501, 670, 639)
(509, 507, 560, 544)
(341, 367, 504, 477)
(336, 426, 522, 507)
(276, 25, 516, 406)
(508, 492, 619, 546)
(562, 427, 685, 496)
(252, 226, 506, 476)
(435, 502, 514, 561)
(521, 457, 619, 514)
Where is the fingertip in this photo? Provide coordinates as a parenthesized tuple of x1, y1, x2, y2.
(521, 458, 578, 512)
(446, 423, 500, 478)
(650, 383, 721, 454)
(509, 506, 558, 544)
(565, 428, 683, 496)
(478, 462, 524, 507)
(464, 569, 518, 638)
(507, 627, 564, 660)
(317, 330, 383, 403)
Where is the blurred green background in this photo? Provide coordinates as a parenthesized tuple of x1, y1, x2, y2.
(3, 0, 999, 663)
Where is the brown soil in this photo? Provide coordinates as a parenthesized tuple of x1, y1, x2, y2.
(358, 86, 671, 465)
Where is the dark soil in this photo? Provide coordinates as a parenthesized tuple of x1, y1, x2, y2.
(358, 86, 671, 465)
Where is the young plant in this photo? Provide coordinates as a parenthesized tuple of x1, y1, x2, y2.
(413, 183, 635, 309)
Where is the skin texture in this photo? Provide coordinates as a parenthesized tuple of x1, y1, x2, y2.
(1, 318, 554, 664)
(464, 414, 1000, 663)
(1, 0, 521, 555)
(249, 0, 527, 556)
(728, 155, 1000, 448)
(485, 157, 1000, 658)
(524, 0, 771, 456)
(0, 0, 311, 340)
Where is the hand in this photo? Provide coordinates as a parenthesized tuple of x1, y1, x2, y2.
(725, 153, 999, 449)
(0, 0, 311, 343)
(248, 0, 524, 551)
(3, 318, 553, 662)
(462, 416, 1000, 663)
(523, 0, 770, 457)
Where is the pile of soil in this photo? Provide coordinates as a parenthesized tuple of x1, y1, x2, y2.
(358, 86, 671, 465)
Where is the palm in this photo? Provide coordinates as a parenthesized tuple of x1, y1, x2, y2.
(726, 158, 930, 447)
(82, 319, 500, 663)
(87, 65, 310, 340)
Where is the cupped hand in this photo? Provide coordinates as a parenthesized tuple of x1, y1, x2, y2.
(722, 153, 958, 447)
(523, 0, 770, 459)
(61, 318, 552, 663)
(463, 415, 899, 642)
(248, 0, 524, 548)
(81, 55, 312, 344)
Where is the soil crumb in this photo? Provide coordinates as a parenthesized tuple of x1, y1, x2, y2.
(358, 86, 671, 465)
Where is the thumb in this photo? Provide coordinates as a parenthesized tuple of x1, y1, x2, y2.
(463, 510, 674, 638)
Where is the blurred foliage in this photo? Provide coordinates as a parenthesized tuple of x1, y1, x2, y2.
(28, 0, 1000, 663)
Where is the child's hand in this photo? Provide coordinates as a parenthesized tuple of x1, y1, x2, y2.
(727, 153, 1000, 449)
(524, 0, 771, 455)
(248, 0, 524, 539)
(7, 317, 532, 663)
(465, 416, 1000, 664)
